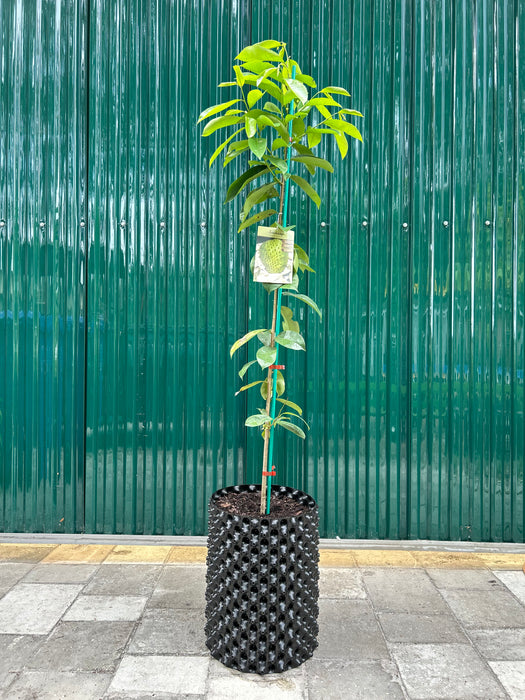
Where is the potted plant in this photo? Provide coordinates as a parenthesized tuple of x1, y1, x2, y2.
(198, 39, 362, 674)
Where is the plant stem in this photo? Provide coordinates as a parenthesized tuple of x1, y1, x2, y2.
(260, 177, 287, 515)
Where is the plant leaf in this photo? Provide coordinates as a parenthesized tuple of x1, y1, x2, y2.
(284, 78, 308, 104)
(257, 330, 272, 346)
(275, 330, 306, 351)
(230, 328, 267, 357)
(218, 81, 237, 87)
(339, 108, 364, 117)
(276, 398, 302, 415)
(247, 89, 263, 109)
(322, 86, 351, 96)
(290, 174, 321, 208)
(238, 208, 276, 232)
(263, 101, 281, 114)
(248, 136, 266, 159)
(236, 44, 282, 63)
(292, 155, 334, 173)
(198, 99, 241, 123)
(239, 360, 257, 379)
(276, 420, 306, 439)
(225, 164, 267, 203)
(266, 155, 288, 173)
(257, 345, 277, 369)
(245, 116, 257, 137)
(306, 128, 322, 149)
(241, 182, 279, 221)
(235, 380, 264, 396)
(234, 65, 245, 87)
(245, 413, 271, 427)
(326, 118, 363, 142)
(306, 96, 342, 108)
(202, 114, 243, 137)
(280, 305, 300, 333)
(209, 128, 244, 167)
(283, 292, 322, 319)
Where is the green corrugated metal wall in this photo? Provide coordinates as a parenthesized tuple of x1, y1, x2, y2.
(1, 0, 524, 540)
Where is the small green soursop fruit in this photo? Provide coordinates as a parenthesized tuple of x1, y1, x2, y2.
(259, 238, 288, 274)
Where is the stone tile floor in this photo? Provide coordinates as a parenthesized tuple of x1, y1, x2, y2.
(0, 544, 523, 699)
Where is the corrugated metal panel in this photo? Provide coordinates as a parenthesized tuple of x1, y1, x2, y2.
(1, 0, 523, 540)
(84, 0, 251, 534)
(0, 0, 87, 532)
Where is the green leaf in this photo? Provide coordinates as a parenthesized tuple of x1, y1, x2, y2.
(294, 244, 310, 266)
(280, 305, 300, 333)
(235, 380, 263, 396)
(257, 330, 272, 346)
(276, 420, 306, 439)
(306, 96, 342, 108)
(198, 99, 241, 124)
(290, 174, 321, 208)
(245, 413, 271, 427)
(283, 292, 322, 319)
(245, 116, 257, 137)
(236, 44, 282, 63)
(238, 208, 276, 232)
(230, 328, 267, 357)
(315, 103, 332, 119)
(225, 164, 267, 203)
(284, 78, 308, 104)
(292, 155, 334, 174)
(239, 360, 257, 379)
(322, 86, 351, 96)
(202, 115, 243, 137)
(247, 89, 263, 109)
(334, 131, 348, 158)
(218, 81, 237, 87)
(241, 182, 279, 221)
(209, 128, 244, 168)
(275, 330, 306, 351)
(272, 137, 288, 150)
(306, 128, 322, 149)
(243, 75, 283, 102)
(248, 136, 266, 159)
(234, 65, 245, 87)
(276, 398, 303, 415)
(339, 108, 364, 118)
(326, 118, 363, 142)
(257, 345, 277, 369)
(260, 369, 285, 400)
(266, 155, 288, 173)
(292, 142, 315, 157)
(295, 72, 316, 88)
(263, 101, 281, 114)
(254, 39, 283, 49)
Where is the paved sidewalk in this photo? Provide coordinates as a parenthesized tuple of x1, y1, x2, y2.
(0, 542, 524, 699)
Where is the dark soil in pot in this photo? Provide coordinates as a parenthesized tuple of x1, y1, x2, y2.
(205, 484, 319, 674)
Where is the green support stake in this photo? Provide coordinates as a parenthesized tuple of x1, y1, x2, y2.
(266, 66, 296, 514)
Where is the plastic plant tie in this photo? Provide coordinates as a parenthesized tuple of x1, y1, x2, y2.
(269, 364, 285, 370)
(262, 469, 276, 477)
(266, 64, 297, 515)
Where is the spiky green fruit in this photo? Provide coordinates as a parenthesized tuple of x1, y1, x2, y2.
(259, 238, 288, 274)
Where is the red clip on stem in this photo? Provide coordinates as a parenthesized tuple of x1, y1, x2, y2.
(269, 365, 285, 370)
(262, 469, 276, 477)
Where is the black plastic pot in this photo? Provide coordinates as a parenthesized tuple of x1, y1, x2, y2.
(205, 484, 319, 674)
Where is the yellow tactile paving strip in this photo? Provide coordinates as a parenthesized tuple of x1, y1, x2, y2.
(0, 543, 522, 569)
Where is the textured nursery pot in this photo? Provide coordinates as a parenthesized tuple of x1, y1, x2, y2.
(205, 483, 319, 674)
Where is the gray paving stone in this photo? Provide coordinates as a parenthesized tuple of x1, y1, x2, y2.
(3, 670, 112, 700)
(362, 568, 449, 614)
(441, 588, 525, 629)
(148, 565, 206, 609)
(427, 568, 507, 591)
(0, 636, 44, 689)
(470, 628, 525, 660)
(390, 643, 507, 699)
(319, 568, 367, 599)
(0, 564, 34, 596)
(378, 612, 468, 643)
(27, 621, 134, 672)
(128, 608, 207, 655)
(63, 594, 147, 621)
(83, 564, 162, 596)
(107, 655, 209, 696)
(489, 660, 525, 699)
(207, 664, 305, 700)
(493, 570, 525, 605)
(305, 659, 404, 699)
(22, 563, 98, 584)
(0, 583, 82, 634)
(315, 599, 390, 660)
